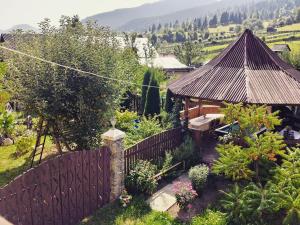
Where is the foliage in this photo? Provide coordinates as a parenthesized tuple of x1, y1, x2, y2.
(11, 124, 28, 139)
(174, 41, 203, 66)
(159, 111, 173, 130)
(191, 210, 227, 225)
(215, 104, 285, 181)
(220, 182, 286, 225)
(161, 151, 174, 173)
(0, 62, 10, 112)
(212, 143, 253, 181)
(169, 98, 182, 128)
(221, 103, 282, 140)
(125, 160, 158, 195)
(5, 17, 140, 149)
(188, 164, 209, 193)
(173, 181, 197, 210)
(243, 18, 264, 31)
(173, 136, 197, 168)
(0, 111, 15, 138)
(272, 148, 300, 224)
(141, 70, 152, 113)
(124, 116, 164, 148)
(115, 110, 138, 132)
(144, 74, 160, 117)
(15, 135, 35, 157)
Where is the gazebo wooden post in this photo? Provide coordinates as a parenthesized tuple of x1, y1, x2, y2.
(184, 97, 190, 123)
(198, 99, 202, 117)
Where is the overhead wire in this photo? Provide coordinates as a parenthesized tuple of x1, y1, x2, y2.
(0, 45, 161, 89)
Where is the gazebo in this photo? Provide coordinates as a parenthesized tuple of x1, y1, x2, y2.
(168, 29, 300, 126)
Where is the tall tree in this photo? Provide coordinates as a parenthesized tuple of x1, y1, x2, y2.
(4, 16, 139, 149)
(144, 74, 160, 116)
(141, 69, 152, 114)
(165, 89, 174, 113)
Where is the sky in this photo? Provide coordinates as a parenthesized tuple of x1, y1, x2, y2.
(1, 0, 159, 30)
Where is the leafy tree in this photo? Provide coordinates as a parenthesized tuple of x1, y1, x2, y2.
(174, 41, 203, 66)
(5, 17, 139, 149)
(144, 74, 160, 117)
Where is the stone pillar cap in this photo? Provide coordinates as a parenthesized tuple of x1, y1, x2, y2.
(101, 128, 126, 141)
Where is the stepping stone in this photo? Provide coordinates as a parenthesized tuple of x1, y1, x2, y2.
(147, 174, 190, 212)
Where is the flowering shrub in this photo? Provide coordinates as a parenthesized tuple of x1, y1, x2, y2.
(173, 181, 197, 210)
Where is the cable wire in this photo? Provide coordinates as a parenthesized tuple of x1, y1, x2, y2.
(0, 45, 161, 89)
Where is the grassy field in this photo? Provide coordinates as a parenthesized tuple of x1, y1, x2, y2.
(208, 24, 236, 33)
(0, 137, 55, 187)
(277, 23, 300, 32)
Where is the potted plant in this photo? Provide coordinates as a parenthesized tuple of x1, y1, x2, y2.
(119, 190, 132, 207)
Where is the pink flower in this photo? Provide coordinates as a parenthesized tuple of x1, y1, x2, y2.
(187, 204, 193, 209)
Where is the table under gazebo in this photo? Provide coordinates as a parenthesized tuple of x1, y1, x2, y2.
(168, 29, 300, 144)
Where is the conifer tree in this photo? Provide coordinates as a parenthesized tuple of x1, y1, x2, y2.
(165, 89, 174, 113)
(144, 74, 160, 116)
(141, 69, 152, 114)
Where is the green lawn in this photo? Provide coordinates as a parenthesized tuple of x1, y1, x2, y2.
(208, 25, 236, 33)
(277, 23, 300, 32)
(79, 196, 180, 225)
(0, 137, 55, 187)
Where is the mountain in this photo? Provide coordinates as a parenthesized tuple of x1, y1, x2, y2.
(82, 0, 218, 29)
(121, 0, 260, 31)
(1, 24, 38, 33)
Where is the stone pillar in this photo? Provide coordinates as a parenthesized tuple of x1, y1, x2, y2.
(101, 128, 126, 202)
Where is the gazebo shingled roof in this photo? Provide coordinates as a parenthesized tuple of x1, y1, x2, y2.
(168, 29, 300, 105)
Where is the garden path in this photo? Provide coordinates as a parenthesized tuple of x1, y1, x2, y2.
(147, 174, 190, 212)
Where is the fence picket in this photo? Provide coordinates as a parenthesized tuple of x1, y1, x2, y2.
(0, 148, 111, 225)
(125, 128, 183, 175)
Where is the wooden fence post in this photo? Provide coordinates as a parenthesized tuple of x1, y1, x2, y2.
(101, 128, 126, 202)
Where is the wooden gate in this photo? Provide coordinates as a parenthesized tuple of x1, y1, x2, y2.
(0, 147, 111, 225)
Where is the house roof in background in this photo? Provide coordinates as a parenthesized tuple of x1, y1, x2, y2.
(271, 44, 291, 53)
(168, 29, 300, 105)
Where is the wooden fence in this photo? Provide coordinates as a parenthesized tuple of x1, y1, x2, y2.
(125, 127, 183, 174)
(0, 147, 111, 225)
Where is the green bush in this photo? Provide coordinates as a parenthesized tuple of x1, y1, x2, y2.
(124, 116, 164, 148)
(125, 160, 158, 195)
(173, 136, 197, 168)
(11, 124, 27, 139)
(115, 110, 138, 132)
(0, 111, 15, 137)
(191, 210, 227, 225)
(189, 164, 209, 193)
(15, 135, 35, 157)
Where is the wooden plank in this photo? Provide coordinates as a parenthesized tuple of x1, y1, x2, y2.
(96, 149, 103, 208)
(89, 150, 98, 212)
(40, 161, 54, 225)
(82, 151, 91, 218)
(75, 151, 84, 222)
(68, 153, 78, 225)
(60, 154, 70, 225)
(49, 158, 63, 225)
